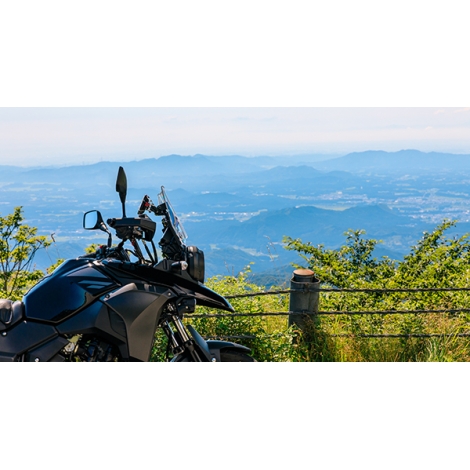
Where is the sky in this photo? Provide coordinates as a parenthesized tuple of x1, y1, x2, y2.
(2, 2, 469, 168)
(1, 107, 470, 166)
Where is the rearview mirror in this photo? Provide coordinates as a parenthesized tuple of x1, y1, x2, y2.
(116, 166, 127, 217)
(83, 210, 104, 230)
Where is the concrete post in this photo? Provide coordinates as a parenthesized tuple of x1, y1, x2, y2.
(288, 269, 320, 333)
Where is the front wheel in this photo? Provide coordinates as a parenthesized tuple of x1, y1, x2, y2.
(219, 350, 256, 362)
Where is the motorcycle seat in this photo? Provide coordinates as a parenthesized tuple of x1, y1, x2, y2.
(0, 299, 25, 331)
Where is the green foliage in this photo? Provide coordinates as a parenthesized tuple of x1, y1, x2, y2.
(0, 207, 51, 300)
(186, 267, 295, 362)
(85, 243, 101, 254)
(47, 258, 65, 274)
(284, 228, 398, 288)
(284, 220, 470, 361)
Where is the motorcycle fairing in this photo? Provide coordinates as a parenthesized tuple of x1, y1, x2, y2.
(102, 259, 235, 312)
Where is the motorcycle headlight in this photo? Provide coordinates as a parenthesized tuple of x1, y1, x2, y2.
(187, 246, 205, 283)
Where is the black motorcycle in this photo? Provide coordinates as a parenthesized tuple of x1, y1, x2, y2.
(0, 167, 255, 362)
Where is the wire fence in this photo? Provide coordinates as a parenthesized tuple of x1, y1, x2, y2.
(186, 286, 470, 340)
(224, 286, 470, 297)
(186, 308, 470, 318)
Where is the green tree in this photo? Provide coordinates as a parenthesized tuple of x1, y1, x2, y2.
(0, 207, 51, 300)
(284, 220, 470, 291)
(284, 228, 397, 288)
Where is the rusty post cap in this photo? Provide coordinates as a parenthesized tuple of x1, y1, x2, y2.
(292, 268, 315, 282)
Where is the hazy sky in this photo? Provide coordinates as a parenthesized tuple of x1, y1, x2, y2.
(2, 2, 469, 169)
(1, 107, 470, 166)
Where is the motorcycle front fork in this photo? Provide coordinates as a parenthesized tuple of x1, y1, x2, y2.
(160, 314, 204, 362)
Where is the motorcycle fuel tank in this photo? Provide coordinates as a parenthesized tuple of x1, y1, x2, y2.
(23, 259, 118, 324)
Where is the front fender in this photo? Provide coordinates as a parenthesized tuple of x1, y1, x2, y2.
(170, 325, 251, 362)
(206, 340, 251, 362)
(188, 324, 251, 361)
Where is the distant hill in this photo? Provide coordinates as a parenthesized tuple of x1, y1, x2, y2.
(206, 204, 427, 248)
(314, 149, 470, 173)
(0, 155, 310, 196)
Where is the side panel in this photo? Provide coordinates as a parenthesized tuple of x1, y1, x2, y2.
(56, 300, 128, 358)
(25, 336, 69, 362)
(103, 283, 171, 361)
(0, 321, 58, 362)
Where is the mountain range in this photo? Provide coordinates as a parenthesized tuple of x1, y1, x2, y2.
(2, 149, 470, 284)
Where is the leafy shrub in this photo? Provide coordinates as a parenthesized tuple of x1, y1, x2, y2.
(185, 268, 297, 362)
(0, 207, 51, 300)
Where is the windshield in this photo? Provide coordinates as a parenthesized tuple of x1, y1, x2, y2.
(158, 186, 188, 243)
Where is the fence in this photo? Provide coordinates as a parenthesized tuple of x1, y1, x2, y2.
(185, 269, 470, 340)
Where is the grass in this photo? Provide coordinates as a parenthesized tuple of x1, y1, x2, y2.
(150, 304, 470, 362)
(186, 297, 470, 362)
(149, 270, 470, 362)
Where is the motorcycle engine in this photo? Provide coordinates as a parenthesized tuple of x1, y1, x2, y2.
(63, 335, 119, 362)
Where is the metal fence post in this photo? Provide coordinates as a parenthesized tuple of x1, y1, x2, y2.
(289, 269, 320, 334)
